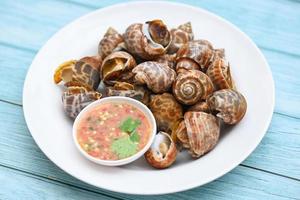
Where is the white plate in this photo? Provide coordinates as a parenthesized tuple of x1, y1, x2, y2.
(23, 1, 275, 195)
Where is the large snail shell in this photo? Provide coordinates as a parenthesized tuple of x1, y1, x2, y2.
(173, 70, 214, 105)
(132, 61, 176, 93)
(98, 27, 124, 59)
(54, 56, 101, 90)
(144, 131, 177, 169)
(100, 51, 136, 85)
(176, 40, 214, 71)
(149, 93, 183, 132)
(168, 22, 194, 54)
(184, 111, 220, 157)
(207, 89, 247, 124)
(106, 82, 150, 105)
(62, 86, 101, 118)
(206, 56, 234, 90)
(124, 20, 171, 60)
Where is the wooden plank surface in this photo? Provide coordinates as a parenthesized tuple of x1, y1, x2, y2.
(0, 0, 300, 199)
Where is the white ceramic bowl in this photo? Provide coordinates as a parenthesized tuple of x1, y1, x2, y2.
(73, 96, 157, 166)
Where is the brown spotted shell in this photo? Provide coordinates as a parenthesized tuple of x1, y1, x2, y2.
(98, 27, 124, 59)
(132, 61, 176, 93)
(155, 53, 176, 69)
(172, 70, 214, 105)
(188, 101, 210, 113)
(206, 56, 234, 90)
(54, 56, 101, 90)
(207, 89, 247, 124)
(174, 120, 190, 149)
(144, 131, 177, 169)
(62, 86, 101, 118)
(100, 51, 136, 85)
(124, 19, 171, 60)
(106, 82, 150, 105)
(168, 22, 194, 54)
(176, 40, 214, 72)
(184, 111, 220, 157)
(175, 57, 200, 74)
(149, 93, 183, 132)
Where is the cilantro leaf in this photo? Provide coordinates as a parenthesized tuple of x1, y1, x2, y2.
(111, 136, 138, 159)
(130, 130, 140, 143)
(119, 117, 141, 133)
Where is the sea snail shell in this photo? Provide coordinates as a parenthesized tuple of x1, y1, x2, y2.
(145, 131, 177, 169)
(172, 70, 214, 105)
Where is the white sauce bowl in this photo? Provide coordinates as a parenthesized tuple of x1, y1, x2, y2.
(73, 96, 157, 166)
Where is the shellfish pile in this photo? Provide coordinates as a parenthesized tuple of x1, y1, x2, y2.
(53, 20, 247, 169)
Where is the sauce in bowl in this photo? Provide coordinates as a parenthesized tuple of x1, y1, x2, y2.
(73, 97, 156, 165)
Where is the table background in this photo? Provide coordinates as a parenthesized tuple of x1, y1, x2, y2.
(0, 0, 299, 199)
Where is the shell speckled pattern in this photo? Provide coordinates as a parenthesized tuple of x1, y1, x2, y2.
(100, 51, 136, 85)
(188, 101, 210, 113)
(207, 89, 247, 124)
(106, 83, 150, 105)
(123, 20, 171, 60)
(132, 61, 176, 93)
(173, 70, 214, 105)
(184, 111, 220, 157)
(175, 57, 200, 74)
(155, 53, 176, 69)
(149, 93, 183, 132)
(62, 86, 101, 118)
(206, 56, 234, 90)
(144, 131, 177, 169)
(174, 120, 190, 149)
(54, 56, 101, 90)
(176, 40, 214, 71)
(98, 27, 124, 59)
(168, 22, 194, 54)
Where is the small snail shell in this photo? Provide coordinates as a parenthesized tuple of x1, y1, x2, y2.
(53, 56, 101, 90)
(124, 19, 171, 60)
(62, 86, 101, 118)
(174, 120, 190, 149)
(100, 51, 136, 85)
(98, 27, 124, 59)
(206, 56, 234, 90)
(172, 70, 214, 105)
(155, 53, 177, 69)
(149, 93, 183, 132)
(176, 40, 214, 72)
(184, 111, 220, 157)
(144, 131, 177, 169)
(106, 82, 150, 105)
(207, 89, 247, 124)
(175, 57, 200, 74)
(132, 61, 176, 93)
(168, 22, 194, 54)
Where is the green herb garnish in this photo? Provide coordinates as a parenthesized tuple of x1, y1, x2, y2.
(119, 117, 141, 133)
(111, 136, 138, 159)
(129, 130, 140, 143)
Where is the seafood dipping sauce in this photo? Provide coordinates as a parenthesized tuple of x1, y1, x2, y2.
(76, 102, 152, 160)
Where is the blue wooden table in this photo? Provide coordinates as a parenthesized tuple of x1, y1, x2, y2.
(0, 0, 300, 199)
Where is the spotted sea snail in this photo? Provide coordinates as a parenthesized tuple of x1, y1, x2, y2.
(168, 22, 194, 54)
(98, 27, 124, 59)
(124, 19, 171, 60)
(62, 86, 101, 118)
(53, 56, 102, 90)
(174, 112, 220, 157)
(106, 82, 150, 105)
(100, 51, 136, 85)
(207, 89, 247, 125)
(149, 93, 183, 133)
(132, 61, 176, 93)
(145, 131, 177, 169)
(173, 70, 214, 105)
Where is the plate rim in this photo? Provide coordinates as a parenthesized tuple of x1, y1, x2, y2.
(23, 0, 275, 195)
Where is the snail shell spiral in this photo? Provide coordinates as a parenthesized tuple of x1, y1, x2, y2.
(172, 70, 214, 105)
